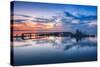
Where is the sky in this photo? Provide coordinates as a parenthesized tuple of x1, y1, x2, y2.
(11, 1, 97, 35)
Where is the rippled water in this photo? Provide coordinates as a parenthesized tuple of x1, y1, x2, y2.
(12, 36, 97, 66)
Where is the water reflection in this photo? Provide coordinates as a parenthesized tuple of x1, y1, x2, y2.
(12, 30, 97, 65)
(13, 36, 97, 51)
(13, 36, 97, 65)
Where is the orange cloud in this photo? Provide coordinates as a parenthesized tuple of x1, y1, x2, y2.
(12, 21, 55, 30)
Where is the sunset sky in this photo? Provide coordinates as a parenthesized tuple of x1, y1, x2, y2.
(11, 1, 97, 35)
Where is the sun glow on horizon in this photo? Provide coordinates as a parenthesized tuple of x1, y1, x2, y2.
(45, 23, 54, 29)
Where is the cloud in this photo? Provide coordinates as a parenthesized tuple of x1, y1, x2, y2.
(64, 11, 97, 21)
(32, 17, 57, 23)
(32, 18, 50, 23)
(64, 11, 76, 18)
(14, 14, 32, 18)
(72, 20, 80, 24)
(11, 11, 97, 33)
(88, 20, 97, 27)
(13, 19, 27, 23)
(77, 15, 97, 20)
(11, 14, 34, 23)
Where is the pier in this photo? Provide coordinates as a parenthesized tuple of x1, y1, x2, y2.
(12, 30, 96, 42)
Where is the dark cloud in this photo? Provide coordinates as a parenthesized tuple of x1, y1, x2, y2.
(14, 14, 32, 18)
(18, 15, 32, 18)
(35, 18, 50, 22)
(32, 17, 57, 23)
(77, 15, 97, 20)
(64, 11, 76, 18)
(11, 19, 27, 23)
(64, 11, 97, 21)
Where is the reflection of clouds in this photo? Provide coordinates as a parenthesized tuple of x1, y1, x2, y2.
(13, 41, 32, 47)
(51, 37, 77, 50)
(13, 36, 97, 52)
(51, 37, 97, 51)
(86, 37, 97, 43)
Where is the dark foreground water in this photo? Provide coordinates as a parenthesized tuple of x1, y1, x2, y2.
(12, 36, 97, 66)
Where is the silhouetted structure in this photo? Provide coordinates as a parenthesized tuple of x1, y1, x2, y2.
(13, 29, 96, 42)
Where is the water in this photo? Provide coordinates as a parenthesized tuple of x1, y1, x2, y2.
(12, 36, 97, 66)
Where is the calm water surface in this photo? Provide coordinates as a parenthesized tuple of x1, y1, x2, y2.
(12, 36, 97, 65)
